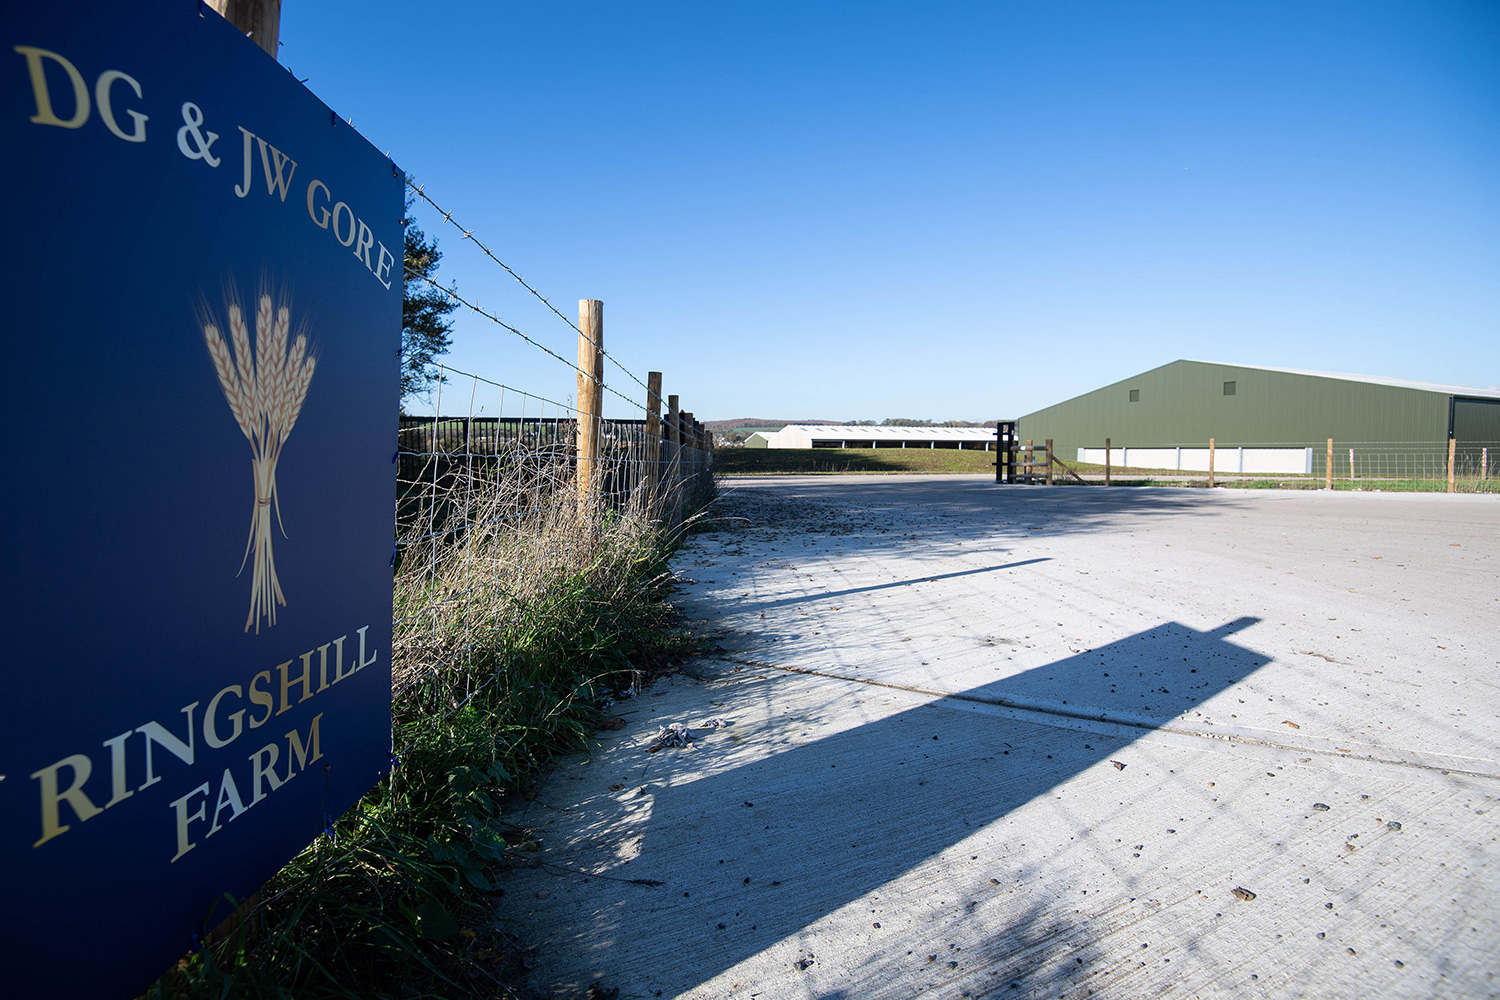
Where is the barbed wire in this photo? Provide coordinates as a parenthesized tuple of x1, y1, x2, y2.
(405, 179, 662, 408)
(415, 276, 648, 416)
(427, 361, 578, 418)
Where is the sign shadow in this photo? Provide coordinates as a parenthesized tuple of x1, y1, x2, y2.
(523, 617, 1268, 997)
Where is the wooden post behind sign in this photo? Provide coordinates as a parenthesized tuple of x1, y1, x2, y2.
(1105, 437, 1111, 487)
(644, 371, 662, 490)
(1208, 438, 1215, 488)
(666, 394, 681, 518)
(576, 300, 603, 517)
(207, 0, 282, 58)
(1045, 439, 1054, 486)
(1448, 438, 1456, 493)
(1326, 438, 1333, 490)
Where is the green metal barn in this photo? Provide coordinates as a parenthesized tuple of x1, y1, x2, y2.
(1017, 360, 1500, 476)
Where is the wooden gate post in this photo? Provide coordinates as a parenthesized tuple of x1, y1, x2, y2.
(1105, 437, 1111, 487)
(1326, 438, 1333, 490)
(1448, 438, 1456, 493)
(1208, 438, 1216, 488)
(1045, 439, 1054, 486)
(576, 300, 604, 518)
(644, 371, 663, 493)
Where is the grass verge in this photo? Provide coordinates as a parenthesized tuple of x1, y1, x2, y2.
(147, 468, 715, 999)
(716, 447, 996, 475)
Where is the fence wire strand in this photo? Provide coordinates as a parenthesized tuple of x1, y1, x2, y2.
(406, 178, 662, 408)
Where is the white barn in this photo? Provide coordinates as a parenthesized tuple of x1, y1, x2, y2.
(753, 424, 995, 450)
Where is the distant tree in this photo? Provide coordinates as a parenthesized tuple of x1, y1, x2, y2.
(400, 210, 457, 399)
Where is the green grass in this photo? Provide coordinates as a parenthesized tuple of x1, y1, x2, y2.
(1207, 476, 1499, 493)
(148, 470, 715, 1000)
(1031, 460, 1500, 494)
(716, 446, 997, 475)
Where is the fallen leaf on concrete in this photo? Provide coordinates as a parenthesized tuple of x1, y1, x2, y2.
(1232, 887, 1256, 901)
(1312, 802, 1330, 812)
(1111, 760, 1126, 771)
(1387, 820, 1402, 831)
(609, 783, 624, 791)
(1282, 720, 1300, 729)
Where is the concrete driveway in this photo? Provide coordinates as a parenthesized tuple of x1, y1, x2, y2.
(498, 476, 1499, 999)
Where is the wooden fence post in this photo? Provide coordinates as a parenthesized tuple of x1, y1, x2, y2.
(1045, 439, 1054, 486)
(1448, 438, 1456, 493)
(1483, 447, 1489, 481)
(1326, 438, 1333, 490)
(206, 0, 281, 58)
(644, 371, 662, 492)
(1208, 438, 1215, 488)
(576, 299, 603, 517)
(1105, 437, 1111, 487)
(666, 394, 681, 515)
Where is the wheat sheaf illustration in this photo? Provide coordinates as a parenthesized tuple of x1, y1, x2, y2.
(201, 292, 316, 633)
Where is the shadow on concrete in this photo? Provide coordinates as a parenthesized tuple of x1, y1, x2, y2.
(523, 617, 1268, 997)
(729, 557, 1052, 615)
(710, 477, 1241, 559)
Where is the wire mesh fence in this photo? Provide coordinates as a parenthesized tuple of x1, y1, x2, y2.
(391, 360, 713, 713)
(1060, 439, 1500, 493)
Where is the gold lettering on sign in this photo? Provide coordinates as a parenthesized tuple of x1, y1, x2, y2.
(27, 627, 381, 858)
(13, 46, 89, 129)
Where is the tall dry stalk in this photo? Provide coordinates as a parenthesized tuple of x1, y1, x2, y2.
(203, 293, 316, 632)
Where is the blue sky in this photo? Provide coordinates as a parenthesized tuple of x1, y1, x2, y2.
(281, 1, 1499, 422)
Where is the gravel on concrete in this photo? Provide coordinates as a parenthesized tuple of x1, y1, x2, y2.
(498, 476, 1500, 999)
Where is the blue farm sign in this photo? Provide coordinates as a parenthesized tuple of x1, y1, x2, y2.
(1, 3, 401, 994)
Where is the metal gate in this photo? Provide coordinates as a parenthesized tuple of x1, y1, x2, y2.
(994, 423, 1072, 485)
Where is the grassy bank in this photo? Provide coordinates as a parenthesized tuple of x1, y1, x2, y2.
(716, 446, 996, 475)
(149, 470, 713, 999)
